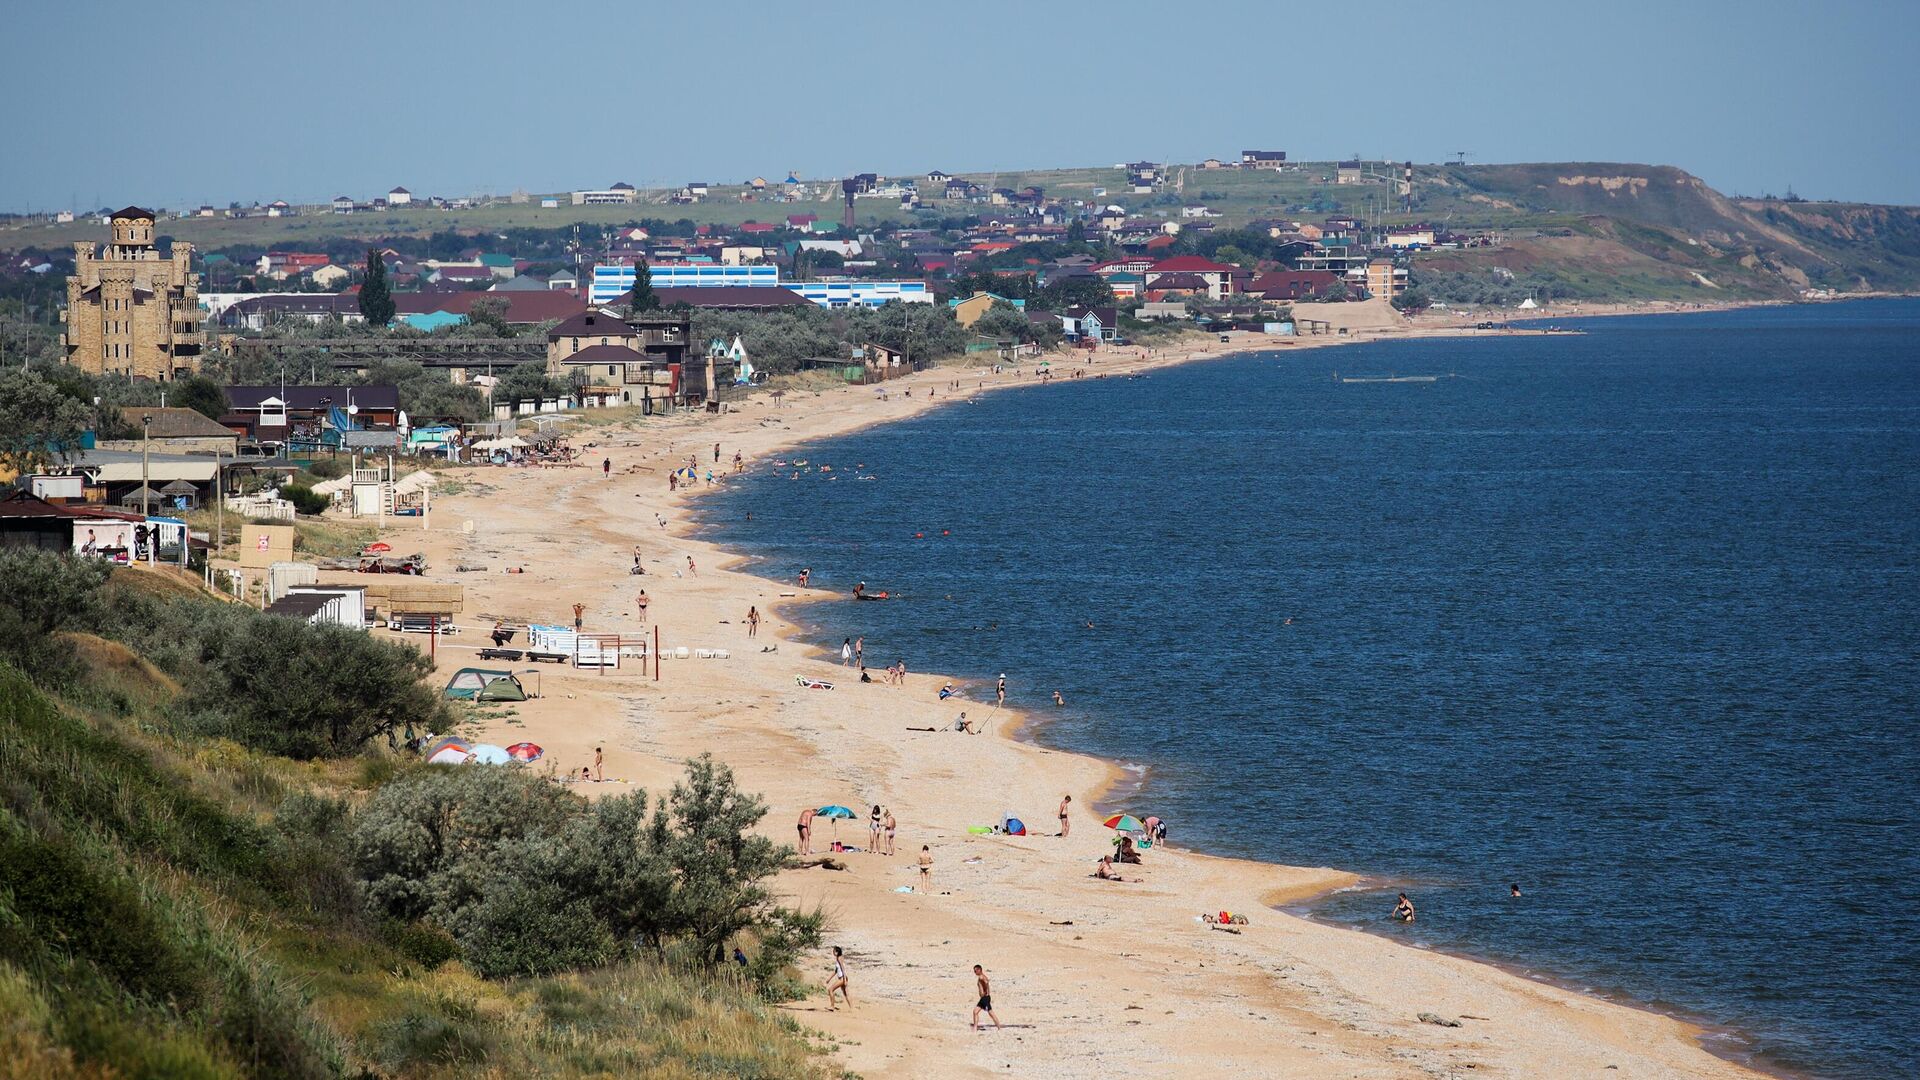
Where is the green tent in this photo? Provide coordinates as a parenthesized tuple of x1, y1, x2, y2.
(443, 668, 528, 702)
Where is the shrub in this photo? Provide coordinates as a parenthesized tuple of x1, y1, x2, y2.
(347, 756, 817, 986)
(0, 549, 110, 682)
(278, 484, 330, 516)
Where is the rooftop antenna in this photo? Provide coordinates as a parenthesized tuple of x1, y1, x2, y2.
(1452, 150, 1472, 166)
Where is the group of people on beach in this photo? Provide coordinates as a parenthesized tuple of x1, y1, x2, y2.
(823, 950, 1001, 1033)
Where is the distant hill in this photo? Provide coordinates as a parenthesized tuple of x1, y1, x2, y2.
(7, 160, 1914, 302)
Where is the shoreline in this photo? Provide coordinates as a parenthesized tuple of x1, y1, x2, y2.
(407, 305, 1791, 1079)
(675, 315, 1802, 1078)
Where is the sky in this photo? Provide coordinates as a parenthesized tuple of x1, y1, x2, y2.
(2, 0, 1916, 211)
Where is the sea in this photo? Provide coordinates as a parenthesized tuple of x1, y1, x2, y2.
(700, 299, 1920, 1079)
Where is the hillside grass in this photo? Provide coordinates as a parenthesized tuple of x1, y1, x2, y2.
(0, 658, 837, 1080)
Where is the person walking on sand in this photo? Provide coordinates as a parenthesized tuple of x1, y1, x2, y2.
(635, 590, 649, 623)
(825, 946, 851, 1010)
(714, 442, 721, 463)
(869, 805, 883, 852)
(841, 638, 853, 665)
(882, 808, 896, 855)
(573, 602, 585, 630)
(918, 845, 932, 889)
(593, 746, 603, 782)
(1393, 892, 1416, 923)
(602, 457, 611, 479)
(970, 965, 1002, 1031)
(746, 606, 759, 637)
(687, 555, 697, 577)
(1058, 794, 1072, 837)
(797, 807, 816, 855)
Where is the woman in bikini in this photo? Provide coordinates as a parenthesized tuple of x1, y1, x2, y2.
(825, 946, 851, 1010)
(882, 808, 896, 855)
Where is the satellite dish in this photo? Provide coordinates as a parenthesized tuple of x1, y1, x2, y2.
(346, 403, 359, 415)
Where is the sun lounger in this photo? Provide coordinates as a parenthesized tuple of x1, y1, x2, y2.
(795, 676, 834, 690)
(527, 650, 570, 664)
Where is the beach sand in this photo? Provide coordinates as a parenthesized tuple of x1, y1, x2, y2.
(365, 317, 1771, 1079)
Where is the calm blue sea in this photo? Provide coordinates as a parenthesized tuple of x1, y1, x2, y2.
(701, 299, 1920, 1078)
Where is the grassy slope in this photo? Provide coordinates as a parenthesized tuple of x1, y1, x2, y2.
(8, 162, 1914, 300)
(0, 649, 833, 1080)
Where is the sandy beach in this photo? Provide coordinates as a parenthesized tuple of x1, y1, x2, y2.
(379, 313, 1774, 1079)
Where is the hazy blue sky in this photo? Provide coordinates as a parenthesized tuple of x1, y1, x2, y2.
(3, 0, 1915, 210)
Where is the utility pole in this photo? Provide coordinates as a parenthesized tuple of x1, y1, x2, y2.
(141, 413, 153, 519)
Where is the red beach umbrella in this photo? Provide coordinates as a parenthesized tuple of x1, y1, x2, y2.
(505, 742, 543, 762)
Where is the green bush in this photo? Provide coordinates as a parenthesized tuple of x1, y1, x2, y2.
(278, 483, 330, 516)
(348, 755, 818, 985)
(303, 458, 347, 480)
(0, 549, 109, 682)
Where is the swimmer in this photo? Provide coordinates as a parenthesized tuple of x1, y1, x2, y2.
(1392, 893, 1416, 922)
(1510, 883, 1522, 897)
(1052, 690, 1064, 706)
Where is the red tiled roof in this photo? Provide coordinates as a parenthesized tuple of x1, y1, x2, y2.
(560, 344, 647, 363)
(1149, 255, 1235, 273)
(395, 291, 587, 324)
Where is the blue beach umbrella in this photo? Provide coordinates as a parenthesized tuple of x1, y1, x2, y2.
(816, 804, 857, 839)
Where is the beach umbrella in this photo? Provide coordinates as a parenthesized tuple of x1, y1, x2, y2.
(504, 742, 543, 762)
(1101, 813, 1145, 833)
(426, 744, 471, 765)
(364, 541, 392, 554)
(816, 804, 856, 839)
(468, 744, 511, 765)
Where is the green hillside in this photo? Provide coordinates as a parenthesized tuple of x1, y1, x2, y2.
(7, 160, 1915, 301)
(0, 556, 836, 1080)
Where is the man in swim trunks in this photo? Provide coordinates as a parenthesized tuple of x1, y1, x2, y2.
(971, 965, 1001, 1031)
(797, 807, 816, 855)
(1058, 794, 1071, 837)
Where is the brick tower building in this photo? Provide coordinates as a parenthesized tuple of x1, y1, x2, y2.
(63, 206, 205, 380)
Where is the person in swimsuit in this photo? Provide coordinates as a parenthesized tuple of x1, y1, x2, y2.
(746, 606, 759, 637)
(868, 805, 883, 852)
(573, 602, 585, 630)
(593, 747, 603, 782)
(841, 638, 853, 665)
(882, 808, 896, 855)
(797, 807, 816, 855)
(971, 965, 1001, 1030)
(1058, 794, 1071, 837)
(636, 590, 649, 623)
(825, 946, 851, 1010)
(1393, 892, 1416, 922)
(996, 674, 1006, 706)
(918, 845, 932, 888)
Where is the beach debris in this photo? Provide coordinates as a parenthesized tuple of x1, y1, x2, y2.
(1210, 925, 1244, 935)
(787, 855, 848, 871)
(1417, 1012, 1462, 1028)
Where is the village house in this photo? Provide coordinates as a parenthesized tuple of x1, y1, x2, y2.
(1145, 255, 1238, 299)
(947, 291, 1026, 328)
(572, 182, 638, 205)
(1241, 149, 1288, 169)
(62, 206, 205, 381)
(1060, 305, 1120, 342)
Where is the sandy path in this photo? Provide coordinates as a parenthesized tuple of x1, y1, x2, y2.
(367, 320, 1769, 1079)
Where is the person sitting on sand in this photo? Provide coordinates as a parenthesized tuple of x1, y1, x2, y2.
(1393, 892, 1416, 922)
(1114, 835, 1142, 864)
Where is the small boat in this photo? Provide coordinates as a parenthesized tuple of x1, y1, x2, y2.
(1336, 373, 1445, 384)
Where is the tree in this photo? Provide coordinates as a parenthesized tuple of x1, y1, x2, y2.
(1322, 278, 1352, 303)
(1038, 275, 1116, 311)
(170, 374, 227, 420)
(0, 369, 91, 478)
(1066, 217, 1087, 243)
(1391, 286, 1432, 313)
(493, 362, 568, 405)
(358, 248, 395, 325)
(627, 260, 658, 314)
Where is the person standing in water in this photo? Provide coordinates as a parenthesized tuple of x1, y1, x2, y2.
(841, 638, 853, 665)
(1393, 893, 1416, 922)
